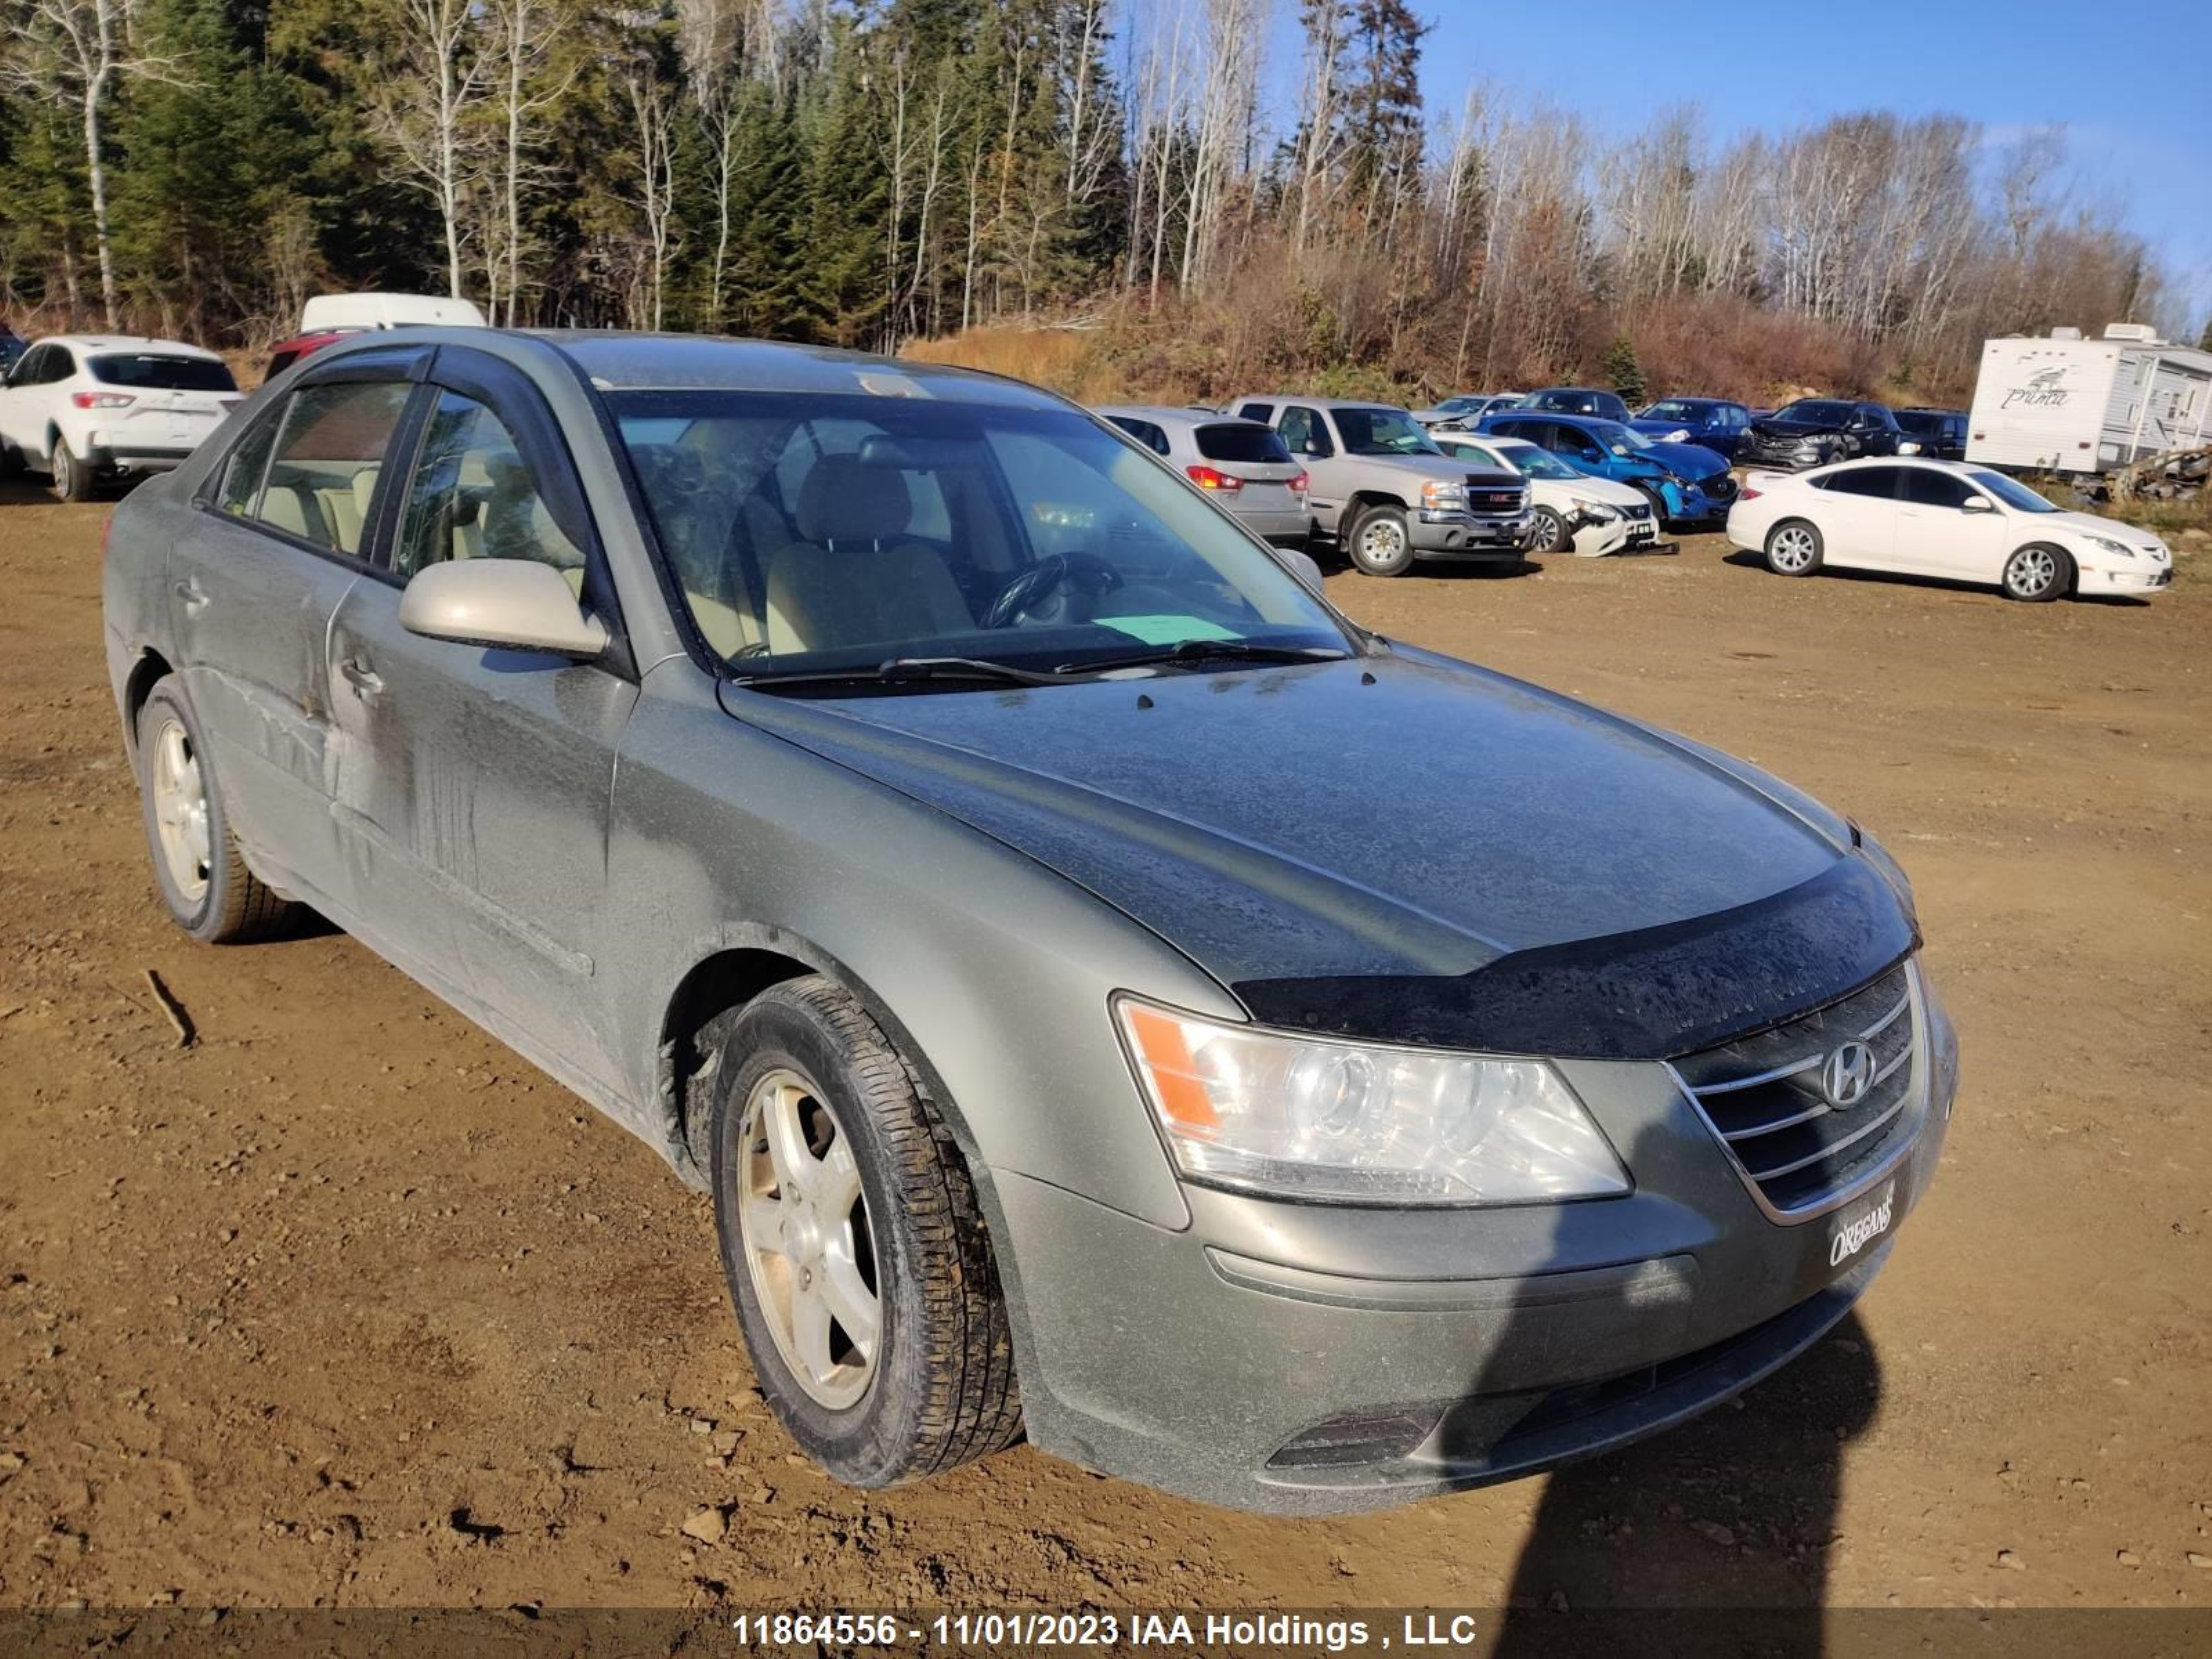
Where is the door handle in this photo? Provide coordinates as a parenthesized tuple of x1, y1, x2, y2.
(338, 657, 384, 697)
(171, 577, 209, 615)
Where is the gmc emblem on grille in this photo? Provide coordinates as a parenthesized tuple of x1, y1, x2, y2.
(1821, 1040, 1877, 1109)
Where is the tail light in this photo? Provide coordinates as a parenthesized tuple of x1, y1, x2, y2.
(1185, 465, 1243, 492)
(1739, 485, 1761, 501)
(1288, 471, 1309, 495)
(71, 391, 134, 409)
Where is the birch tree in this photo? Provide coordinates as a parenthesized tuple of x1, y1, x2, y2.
(373, 0, 491, 301)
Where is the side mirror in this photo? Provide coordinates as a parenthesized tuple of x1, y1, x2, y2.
(1277, 547, 1325, 590)
(399, 558, 607, 659)
(1960, 496, 1994, 514)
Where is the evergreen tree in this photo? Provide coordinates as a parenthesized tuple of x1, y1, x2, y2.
(1602, 334, 1647, 406)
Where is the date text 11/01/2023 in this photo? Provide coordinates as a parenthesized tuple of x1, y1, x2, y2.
(727, 1613, 1486, 1651)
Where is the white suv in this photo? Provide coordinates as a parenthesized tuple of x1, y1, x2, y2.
(0, 335, 241, 500)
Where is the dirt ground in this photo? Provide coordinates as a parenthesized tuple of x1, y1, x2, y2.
(3, 487, 2209, 1620)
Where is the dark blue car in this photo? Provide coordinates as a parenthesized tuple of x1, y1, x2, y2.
(1479, 410, 1736, 523)
(1629, 397, 1752, 462)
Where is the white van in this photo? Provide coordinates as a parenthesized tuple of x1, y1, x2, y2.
(298, 293, 485, 332)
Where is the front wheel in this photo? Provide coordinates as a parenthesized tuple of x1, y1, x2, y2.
(2000, 543, 2071, 603)
(1765, 519, 1824, 577)
(1526, 505, 1571, 554)
(706, 977, 1021, 1488)
(51, 439, 94, 503)
(1346, 503, 1416, 576)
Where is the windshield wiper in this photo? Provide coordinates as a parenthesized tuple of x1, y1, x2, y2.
(1058, 639, 1350, 675)
(727, 655, 1076, 692)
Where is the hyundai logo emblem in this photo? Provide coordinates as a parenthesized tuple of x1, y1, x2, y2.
(1821, 1040, 1877, 1109)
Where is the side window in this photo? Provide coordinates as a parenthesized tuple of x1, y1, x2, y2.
(45, 347, 76, 384)
(1235, 402, 1274, 424)
(1900, 470, 1974, 509)
(216, 402, 285, 518)
(1109, 418, 1169, 457)
(9, 345, 46, 386)
(1825, 467, 1903, 500)
(256, 379, 413, 554)
(1280, 406, 1333, 458)
(394, 389, 585, 581)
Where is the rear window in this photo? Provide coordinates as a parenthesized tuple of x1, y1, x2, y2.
(1194, 423, 1292, 465)
(91, 353, 237, 393)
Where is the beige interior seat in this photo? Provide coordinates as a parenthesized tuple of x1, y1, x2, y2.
(313, 464, 379, 556)
(764, 453, 971, 653)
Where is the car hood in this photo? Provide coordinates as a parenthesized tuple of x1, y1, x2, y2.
(722, 651, 1915, 1058)
(1639, 440, 1731, 480)
(1365, 453, 1492, 482)
(1750, 418, 1844, 438)
(1540, 474, 1648, 508)
(2045, 509, 2168, 554)
(1628, 418, 1701, 440)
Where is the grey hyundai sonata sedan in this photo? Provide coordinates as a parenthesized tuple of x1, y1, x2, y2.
(102, 331, 1958, 1514)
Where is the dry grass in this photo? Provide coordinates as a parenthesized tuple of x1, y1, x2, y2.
(899, 326, 1124, 401)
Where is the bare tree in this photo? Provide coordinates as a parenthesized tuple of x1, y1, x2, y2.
(373, 0, 492, 301)
(625, 68, 679, 330)
(482, 0, 574, 326)
(2, 0, 185, 326)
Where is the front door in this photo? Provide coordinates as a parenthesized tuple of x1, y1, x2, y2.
(1893, 468, 2010, 583)
(324, 349, 635, 1089)
(167, 364, 420, 912)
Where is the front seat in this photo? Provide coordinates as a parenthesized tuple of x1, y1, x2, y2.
(764, 453, 972, 653)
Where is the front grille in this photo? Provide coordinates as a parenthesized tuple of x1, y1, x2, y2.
(1624, 503, 1653, 520)
(1671, 964, 1921, 1217)
(1467, 478, 1526, 514)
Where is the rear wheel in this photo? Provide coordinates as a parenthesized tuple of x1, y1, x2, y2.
(1765, 519, 1824, 577)
(51, 439, 94, 503)
(1526, 505, 1570, 554)
(2000, 543, 2070, 603)
(1346, 503, 1416, 576)
(134, 679, 297, 942)
(706, 977, 1021, 1488)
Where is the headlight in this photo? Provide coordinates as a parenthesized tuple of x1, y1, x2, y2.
(2086, 535, 2137, 560)
(1421, 478, 1466, 511)
(1115, 998, 1629, 1205)
(1897, 440, 1922, 455)
(1569, 496, 1620, 521)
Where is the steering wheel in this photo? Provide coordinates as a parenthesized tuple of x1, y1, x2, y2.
(984, 554, 1123, 628)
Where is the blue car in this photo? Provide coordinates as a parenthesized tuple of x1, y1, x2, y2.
(1629, 397, 1752, 463)
(1481, 410, 1736, 524)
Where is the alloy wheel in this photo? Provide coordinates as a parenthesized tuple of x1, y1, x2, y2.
(150, 717, 212, 903)
(1770, 526, 1818, 574)
(734, 1068, 881, 1411)
(2006, 546, 2059, 599)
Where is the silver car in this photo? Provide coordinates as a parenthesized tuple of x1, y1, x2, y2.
(1094, 405, 1311, 547)
(104, 331, 1958, 1514)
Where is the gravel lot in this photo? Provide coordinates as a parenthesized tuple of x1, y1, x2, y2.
(3, 487, 2208, 1616)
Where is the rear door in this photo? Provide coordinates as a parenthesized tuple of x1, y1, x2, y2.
(1810, 466, 1906, 568)
(324, 346, 636, 1089)
(85, 350, 241, 455)
(169, 348, 425, 912)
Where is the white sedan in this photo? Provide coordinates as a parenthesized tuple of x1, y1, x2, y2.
(1726, 458, 2173, 602)
(1430, 431, 1660, 555)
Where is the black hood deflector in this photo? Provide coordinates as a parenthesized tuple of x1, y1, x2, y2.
(1233, 853, 1915, 1059)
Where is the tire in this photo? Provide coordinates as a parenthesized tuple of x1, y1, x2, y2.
(51, 438, 94, 503)
(1765, 519, 1824, 578)
(134, 678, 297, 943)
(1346, 503, 1416, 576)
(2000, 543, 2071, 603)
(706, 976, 1020, 1488)
(1527, 505, 1571, 554)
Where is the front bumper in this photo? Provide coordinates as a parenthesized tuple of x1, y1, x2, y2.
(1569, 509, 1664, 556)
(1659, 476, 1736, 523)
(1741, 440, 1835, 471)
(995, 980, 1955, 1515)
(1409, 509, 1533, 561)
(2078, 563, 2173, 595)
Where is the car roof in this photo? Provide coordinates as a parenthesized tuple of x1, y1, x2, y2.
(1494, 409, 1618, 429)
(1094, 404, 1262, 428)
(1228, 394, 1415, 413)
(294, 329, 1074, 413)
(32, 334, 222, 358)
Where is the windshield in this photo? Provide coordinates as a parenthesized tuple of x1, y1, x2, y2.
(1586, 420, 1653, 452)
(1969, 470, 2060, 513)
(90, 353, 238, 392)
(1640, 400, 1702, 421)
(1774, 400, 1853, 425)
(613, 391, 1349, 686)
(1894, 411, 1951, 436)
(1333, 406, 1438, 456)
(1498, 444, 1580, 480)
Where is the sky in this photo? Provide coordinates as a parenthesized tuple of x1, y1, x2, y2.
(1312, 0, 2212, 332)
